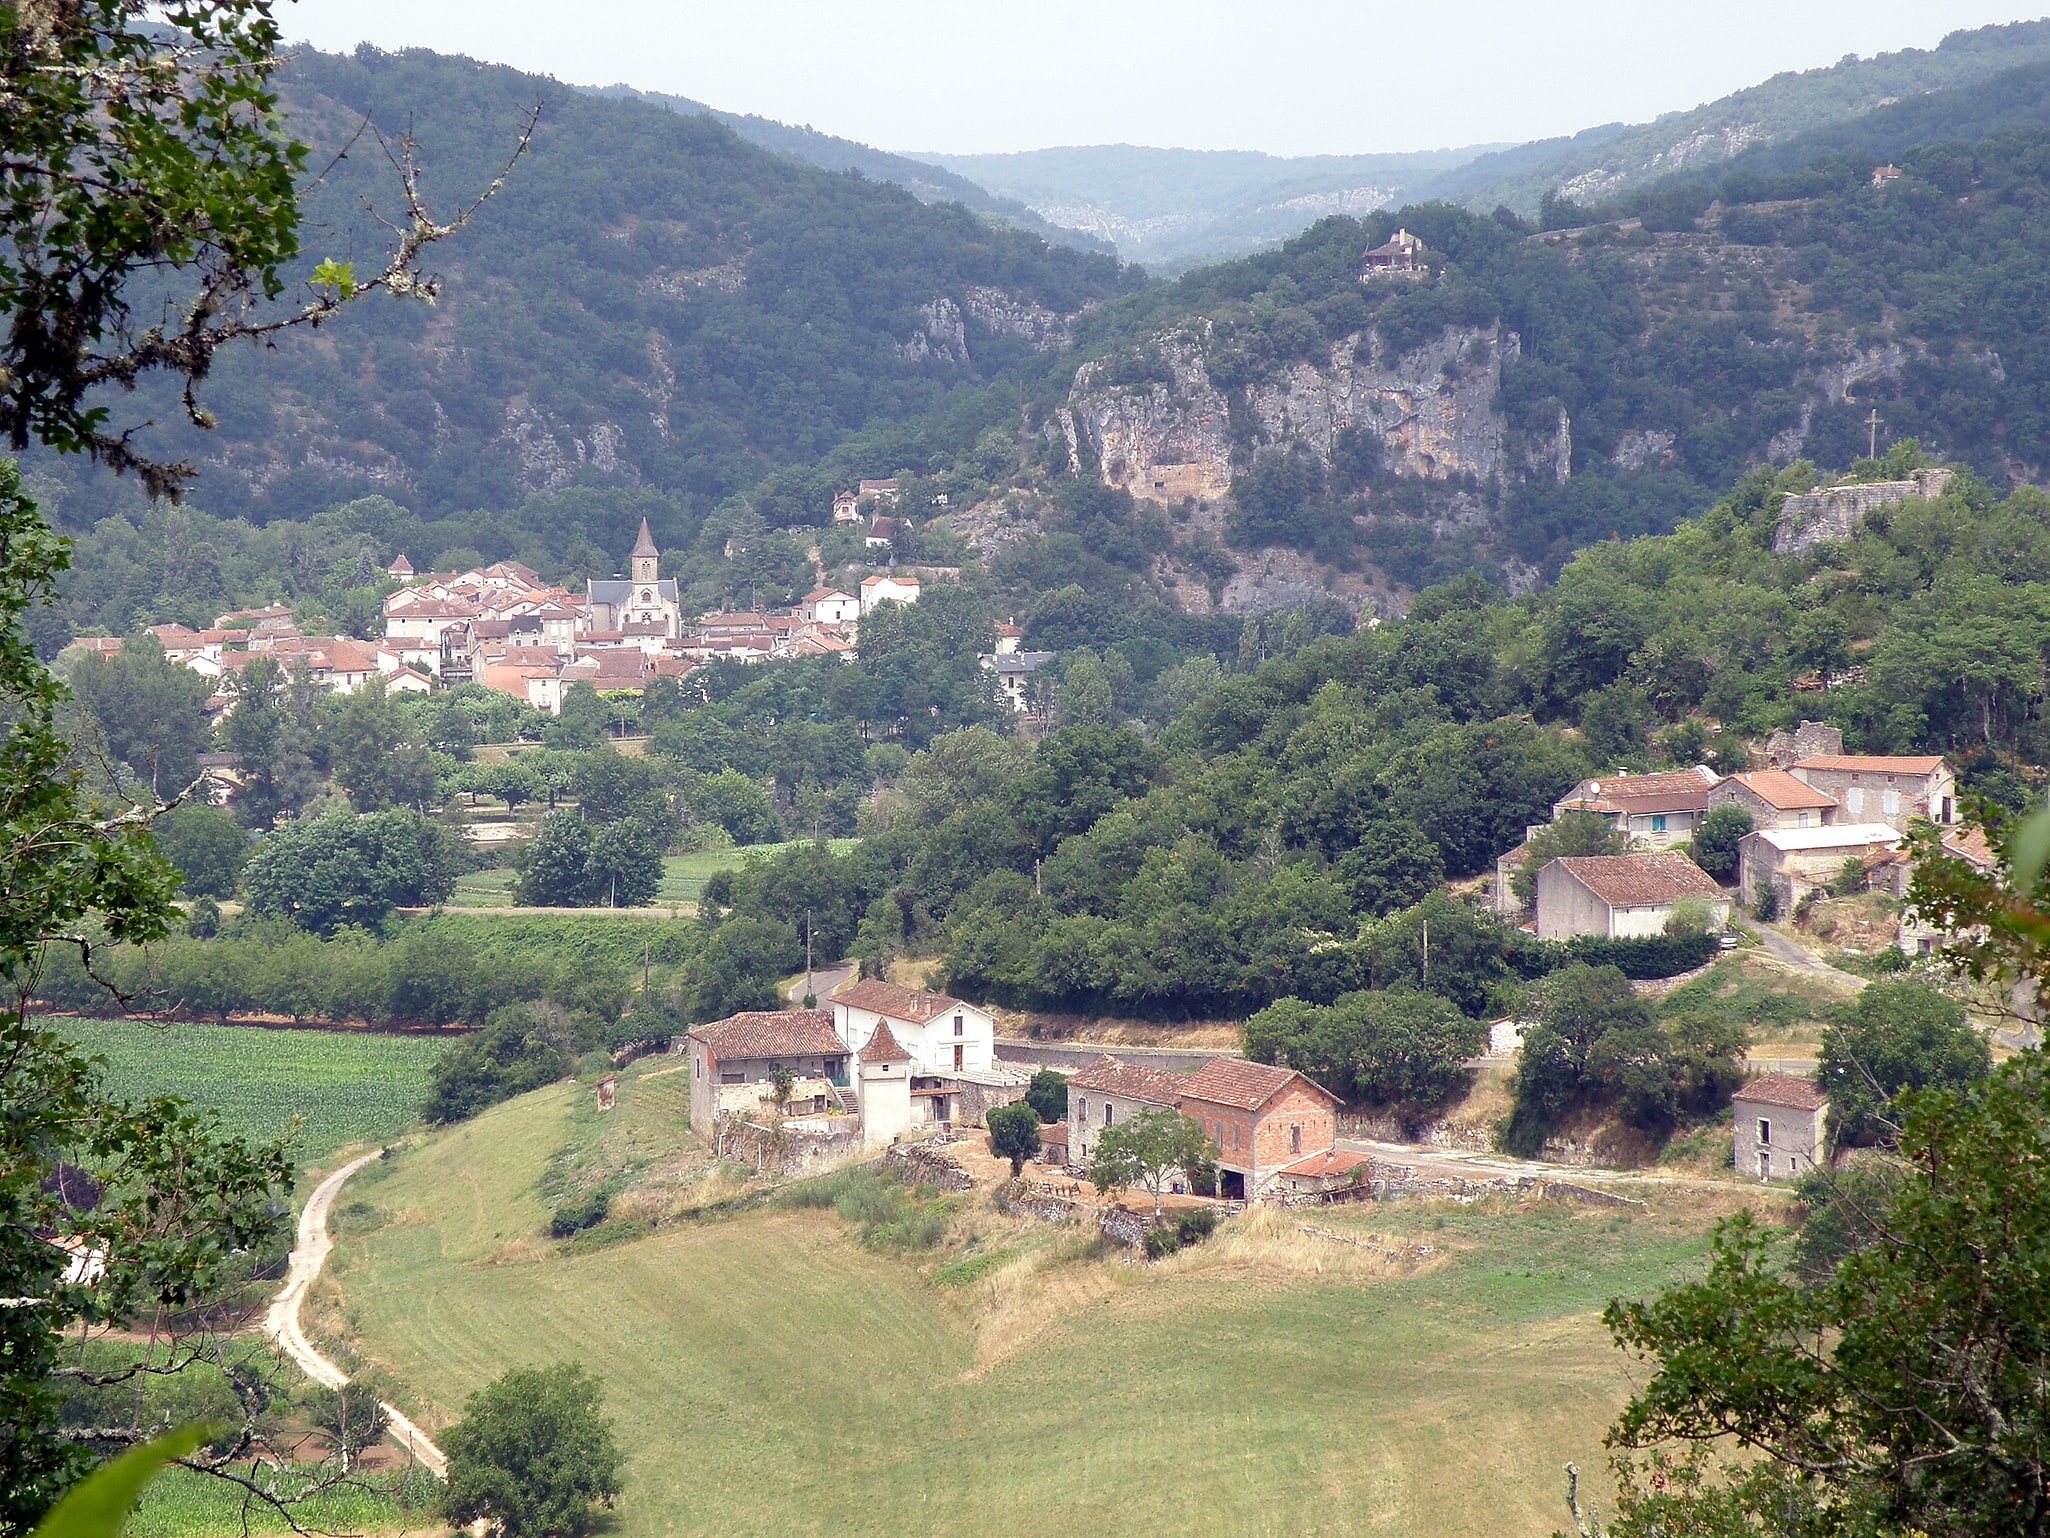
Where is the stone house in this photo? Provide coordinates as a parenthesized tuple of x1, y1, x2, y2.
(685, 1010, 851, 1134)
(1271, 1148, 1375, 1199)
(1066, 1056, 1187, 1171)
(1789, 754, 1955, 833)
(851, 1021, 913, 1148)
(1178, 1058, 1342, 1201)
(1896, 825, 1998, 957)
(1708, 769, 1838, 832)
(1534, 852, 1729, 941)
(1732, 1074, 1829, 1181)
(1736, 823, 1905, 909)
(1552, 767, 1721, 851)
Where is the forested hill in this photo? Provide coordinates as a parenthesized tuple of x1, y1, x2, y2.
(31, 44, 1135, 532)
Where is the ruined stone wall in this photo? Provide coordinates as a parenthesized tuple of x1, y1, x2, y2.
(1772, 468, 1954, 556)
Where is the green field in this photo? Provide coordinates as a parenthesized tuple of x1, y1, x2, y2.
(64, 1018, 444, 1171)
(327, 1078, 1731, 1537)
(129, 1465, 437, 1537)
(450, 838, 859, 908)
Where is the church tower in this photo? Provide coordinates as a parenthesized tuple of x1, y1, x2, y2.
(629, 519, 660, 584)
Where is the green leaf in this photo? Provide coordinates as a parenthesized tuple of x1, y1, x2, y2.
(31, 1425, 216, 1538)
(2009, 802, 2050, 894)
(311, 258, 358, 299)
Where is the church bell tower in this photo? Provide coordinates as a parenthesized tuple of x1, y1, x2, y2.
(629, 518, 660, 584)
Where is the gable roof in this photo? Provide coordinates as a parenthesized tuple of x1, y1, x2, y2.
(1550, 852, 1724, 908)
(687, 1009, 845, 1060)
(1724, 770, 1837, 811)
(832, 978, 969, 1025)
(1180, 1057, 1340, 1114)
(1558, 768, 1719, 815)
(1941, 825, 1997, 870)
(1067, 1055, 1185, 1106)
(1793, 754, 1945, 776)
(858, 1020, 913, 1063)
(1733, 1073, 1828, 1112)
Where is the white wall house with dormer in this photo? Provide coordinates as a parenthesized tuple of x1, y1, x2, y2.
(829, 981, 994, 1078)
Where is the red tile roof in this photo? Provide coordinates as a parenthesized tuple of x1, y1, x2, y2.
(1794, 754, 1945, 776)
(1560, 770, 1718, 813)
(832, 979, 968, 1024)
(1280, 1149, 1373, 1180)
(858, 1020, 912, 1063)
(688, 1009, 845, 1060)
(1551, 852, 1724, 909)
(1733, 1073, 1828, 1112)
(1941, 826, 1997, 869)
(1067, 1056, 1185, 1106)
(1039, 1121, 1069, 1146)
(1724, 770, 1837, 811)
(1180, 1057, 1339, 1113)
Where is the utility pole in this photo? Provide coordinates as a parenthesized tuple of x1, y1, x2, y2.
(1421, 919, 1430, 986)
(805, 909, 814, 1003)
(1866, 408, 1883, 461)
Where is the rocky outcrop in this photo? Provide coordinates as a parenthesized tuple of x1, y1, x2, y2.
(1772, 467, 1955, 556)
(963, 286, 1074, 352)
(897, 297, 970, 365)
(496, 402, 636, 496)
(1066, 320, 1521, 509)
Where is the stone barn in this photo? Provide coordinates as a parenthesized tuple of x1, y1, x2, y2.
(1732, 1074, 1829, 1182)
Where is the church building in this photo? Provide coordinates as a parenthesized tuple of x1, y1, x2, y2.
(586, 519, 681, 637)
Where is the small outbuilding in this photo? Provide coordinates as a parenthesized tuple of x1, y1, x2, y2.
(1533, 852, 1729, 941)
(1732, 1074, 1829, 1182)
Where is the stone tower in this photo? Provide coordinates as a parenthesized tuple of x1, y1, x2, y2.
(629, 518, 660, 584)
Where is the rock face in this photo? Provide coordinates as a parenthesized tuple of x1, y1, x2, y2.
(1772, 468, 1955, 556)
(1065, 320, 1521, 508)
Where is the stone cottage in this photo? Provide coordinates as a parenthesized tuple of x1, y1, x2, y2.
(1066, 1056, 1187, 1172)
(1732, 1074, 1829, 1182)
(1707, 769, 1838, 832)
(1534, 852, 1729, 941)
(1788, 754, 1956, 833)
(685, 1010, 851, 1134)
(1736, 823, 1904, 909)
(1551, 766, 1721, 851)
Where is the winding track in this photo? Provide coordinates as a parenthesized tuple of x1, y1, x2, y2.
(263, 1151, 449, 1478)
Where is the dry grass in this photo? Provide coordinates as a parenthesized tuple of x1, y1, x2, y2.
(967, 1232, 1122, 1372)
(1154, 1206, 1443, 1286)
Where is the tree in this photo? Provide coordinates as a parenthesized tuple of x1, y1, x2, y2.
(152, 805, 249, 899)
(1511, 811, 1627, 907)
(689, 769, 783, 846)
(516, 813, 597, 906)
(1088, 1108, 1212, 1220)
(1599, 1052, 2050, 1536)
(239, 808, 458, 932)
(305, 1379, 390, 1473)
(440, 1363, 623, 1538)
(1335, 821, 1445, 916)
(1024, 1067, 1069, 1123)
(587, 820, 665, 908)
(896, 727, 1033, 828)
(217, 655, 318, 828)
(329, 679, 434, 812)
(1818, 980, 1990, 1146)
(1245, 989, 1483, 1109)
(987, 1102, 1042, 1174)
(1689, 802, 1752, 879)
(65, 637, 215, 798)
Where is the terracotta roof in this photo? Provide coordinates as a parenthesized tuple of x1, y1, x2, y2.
(1724, 770, 1837, 811)
(1039, 1121, 1069, 1146)
(858, 1020, 913, 1063)
(832, 979, 967, 1024)
(804, 588, 852, 602)
(1550, 852, 1724, 908)
(1067, 1055, 1185, 1106)
(1559, 770, 1717, 815)
(688, 1009, 845, 1060)
(1733, 1073, 1828, 1112)
(1280, 1149, 1373, 1179)
(1180, 1057, 1340, 1114)
(1941, 826, 1997, 869)
(1793, 754, 1945, 776)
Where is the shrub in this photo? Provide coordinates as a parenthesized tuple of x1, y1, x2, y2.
(1143, 1226, 1181, 1259)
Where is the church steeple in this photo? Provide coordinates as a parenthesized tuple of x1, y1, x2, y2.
(629, 518, 660, 584)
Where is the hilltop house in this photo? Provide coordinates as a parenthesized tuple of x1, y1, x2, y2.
(1360, 228, 1427, 279)
(1066, 1056, 1186, 1172)
(685, 1010, 851, 1133)
(1732, 1075, 1829, 1182)
(1552, 767, 1720, 850)
(1708, 770, 1838, 832)
(1178, 1058, 1342, 1201)
(1534, 852, 1728, 941)
(1788, 754, 1955, 833)
(1735, 823, 1905, 909)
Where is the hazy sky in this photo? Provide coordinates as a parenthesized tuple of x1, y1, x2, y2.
(279, 2, 2048, 157)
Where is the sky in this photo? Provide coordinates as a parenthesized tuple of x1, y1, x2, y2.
(277, 1, 2050, 157)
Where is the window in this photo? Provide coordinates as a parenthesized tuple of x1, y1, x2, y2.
(1650, 814, 1667, 834)
(954, 1015, 963, 1036)
(1290, 1124, 1302, 1154)
(722, 1072, 743, 1084)
(953, 1043, 963, 1071)
(1104, 1103, 1115, 1126)
(1758, 1118, 1771, 1146)
(1077, 1098, 1087, 1124)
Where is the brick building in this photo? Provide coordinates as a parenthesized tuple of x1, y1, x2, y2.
(1178, 1058, 1341, 1200)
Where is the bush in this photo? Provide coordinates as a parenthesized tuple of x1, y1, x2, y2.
(547, 1184, 617, 1238)
(1143, 1226, 1181, 1260)
(1691, 802, 1752, 878)
(1173, 1208, 1219, 1246)
(1565, 931, 1718, 979)
(440, 1364, 623, 1538)
(1024, 1067, 1068, 1123)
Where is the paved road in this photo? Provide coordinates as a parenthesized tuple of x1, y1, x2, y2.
(264, 1153, 448, 1479)
(1738, 922, 1869, 991)
(788, 961, 855, 1007)
(993, 1039, 1236, 1074)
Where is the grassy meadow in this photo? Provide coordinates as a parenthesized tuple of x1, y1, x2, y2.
(449, 838, 860, 909)
(64, 1018, 444, 1172)
(324, 1075, 1746, 1538)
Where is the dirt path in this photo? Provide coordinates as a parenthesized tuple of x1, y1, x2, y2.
(264, 1152, 449, 1479)
(1336, 1136, 1730, 1194)
(1739, 922, 1869, 991)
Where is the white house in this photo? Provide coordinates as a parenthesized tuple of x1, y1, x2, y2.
(830, 980, 993, 1077)
(799, 588, 860, 627)
(1534, 852, 1729, 941)
(1732, 1074, 1829, 1181)
(852, 1021, 914, 1148)
(858, 574, 921, 615)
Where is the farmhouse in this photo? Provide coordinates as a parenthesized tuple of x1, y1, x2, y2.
(1178, 1058, 1341, 1201)
(1066, 1056, 1186, 1171)
(1896, 825, 1998, 957)
(1707, 769, 1838, 831)
(1735, 823, 1904, 909)
(1552, 767, 1720, 849)
(1788, 754, 1955, 832)
(1732, 1074, 1829, 1182)
(685, 1010, 851, 1133)
(830, 979, 1010, 1126)
(1533, 852, 1728, 941)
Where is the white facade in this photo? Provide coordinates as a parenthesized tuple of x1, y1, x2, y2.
(858, 576, 921, 615)
(830, 986, 995, 1078)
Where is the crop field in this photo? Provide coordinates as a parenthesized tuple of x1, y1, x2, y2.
(327, 1081, 1741, 1538)
(63, 1018, 444, 1170)
(449, 838, 858, 909)
(130, 1467, 437, 1538)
